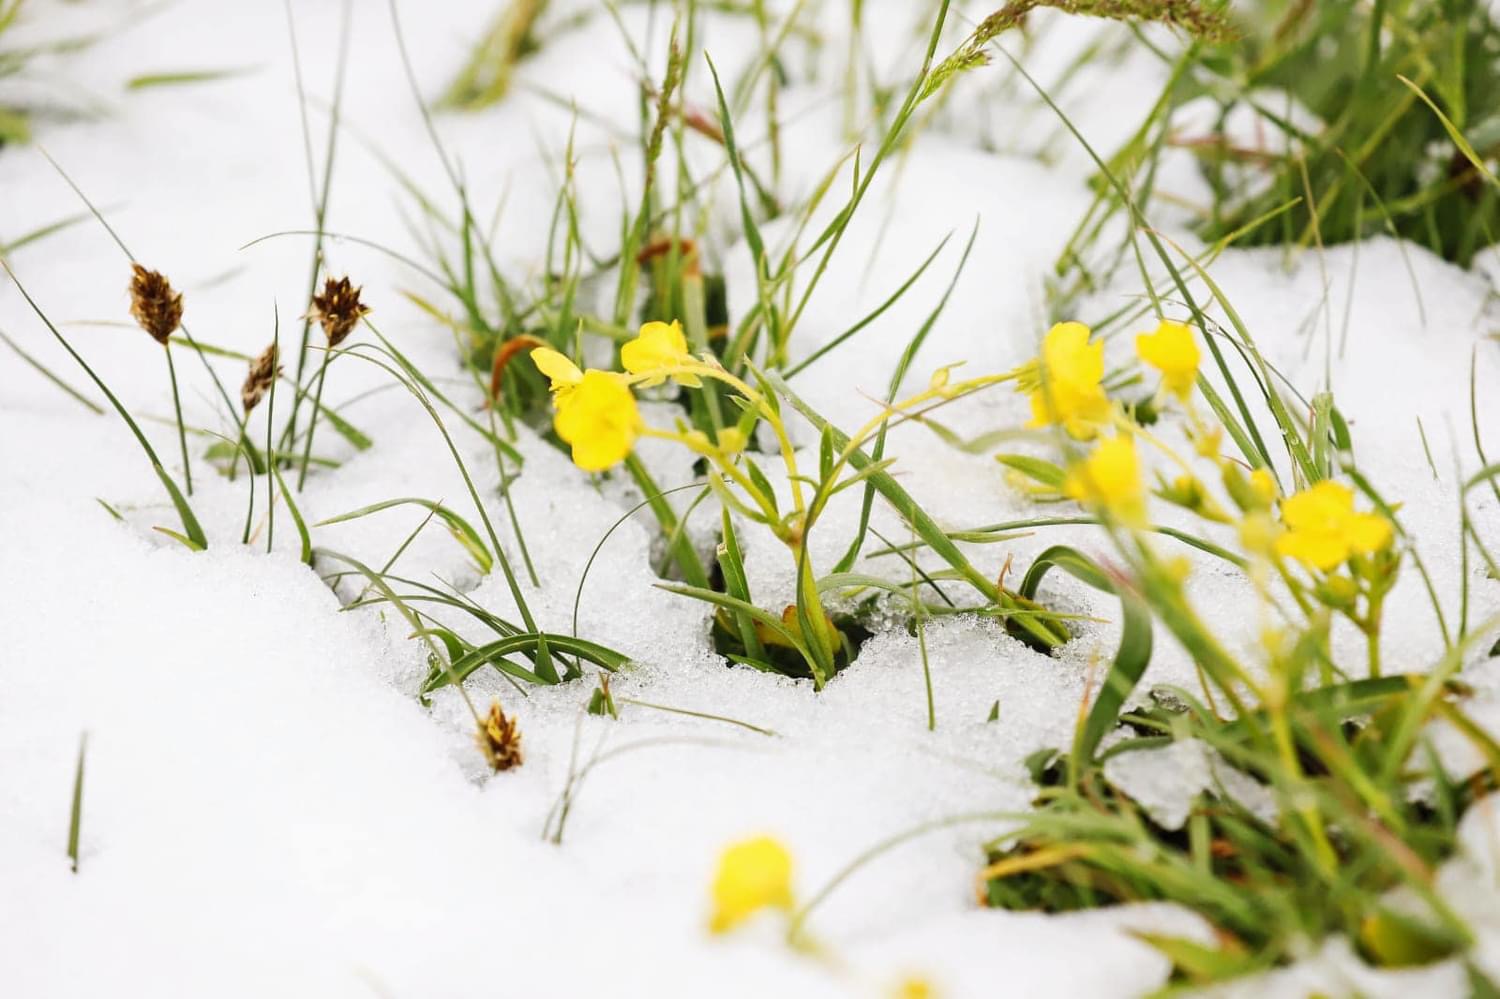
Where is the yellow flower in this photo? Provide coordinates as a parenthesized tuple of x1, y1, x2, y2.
(621, 320, 702, 388)
(553, 370, 641, 472)
(531, 347, 583, 397)
(1063, 434, 1146, 525)
(1020, 322, 1111, 440)
(893, 977, 938, 999)
(1135, 319, 1200, 399)
(709, 835, 794, 933)
(1274, 480, 1392, 571)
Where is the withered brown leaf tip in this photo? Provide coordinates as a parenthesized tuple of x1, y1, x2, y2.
(241, 342, 282, 414)
(307, 275, 370, 348)
(128, 263, 183, 345)
(476, 699, 523, 773)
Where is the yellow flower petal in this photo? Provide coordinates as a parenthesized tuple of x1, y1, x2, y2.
(553, 370, 641, 472)
(1022, 322, 1111, 440)
(1063, 434, 1145, 525)
(1273, 480, 1389, 570)
(531, 347, 583, 394)
(1275, 530, 1348, 572)
(1281, 481, 1354, 532)
(1135, 320, 1200, 399)
(709, 835, 794, 933)
(622, 319, 700, 388)
(1346, 512, 1393, 555)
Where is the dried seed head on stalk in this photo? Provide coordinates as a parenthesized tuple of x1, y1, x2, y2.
(306, 276, 370, 348)
(128, 263, 183, 345)
(241, 342, 281, 414)
(476, 699, 523, 772)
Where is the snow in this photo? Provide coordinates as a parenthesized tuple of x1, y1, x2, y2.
(2, 1, 1499, 997)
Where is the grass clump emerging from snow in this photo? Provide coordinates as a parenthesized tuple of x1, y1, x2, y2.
(1195, 0, 1500, 267)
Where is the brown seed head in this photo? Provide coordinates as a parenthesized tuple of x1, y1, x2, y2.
(307, 276, 370, 348)
(241, 342, 282, 414)
(476, 699, 523, 772)
(128, 263, 183, 345)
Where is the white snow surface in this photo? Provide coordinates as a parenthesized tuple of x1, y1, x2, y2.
(1, 2, 1499, 997)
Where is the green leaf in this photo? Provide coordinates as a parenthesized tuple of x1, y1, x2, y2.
(1019, 545, 1152, 767)
(423, 633, 630, 693)
(316, 497, 491, 574)
(126, 66, 260, 90)
(717, 509, 766, 662)
(996, 454, 1067, 488)
(270, 463, 312, 564)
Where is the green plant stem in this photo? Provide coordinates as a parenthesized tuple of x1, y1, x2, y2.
(297, 353, 330, 489)
(163, 345, 193, 495)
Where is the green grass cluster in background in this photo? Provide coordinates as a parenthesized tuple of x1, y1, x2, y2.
(1196, 0, 1500, 266)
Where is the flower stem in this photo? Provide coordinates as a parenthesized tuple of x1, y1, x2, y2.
(164, 344, 192, 496)
(297, 353, 330, 490)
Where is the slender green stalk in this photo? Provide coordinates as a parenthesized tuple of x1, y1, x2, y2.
(296, 354, 330, 489)
(163, 345, 192, 495)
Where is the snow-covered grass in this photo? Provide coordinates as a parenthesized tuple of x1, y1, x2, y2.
(3, 1, 1500, 996)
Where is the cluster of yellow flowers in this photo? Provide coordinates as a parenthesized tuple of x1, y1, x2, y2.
(531, 320, 704, 472)
(1022, 317, 1394, 579)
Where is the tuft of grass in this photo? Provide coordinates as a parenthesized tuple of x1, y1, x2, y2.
(1197, 0, 1500, 266)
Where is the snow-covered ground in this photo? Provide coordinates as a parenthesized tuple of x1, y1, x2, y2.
(3, 2, 1500, 996)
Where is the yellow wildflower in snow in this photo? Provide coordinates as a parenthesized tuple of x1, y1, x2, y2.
(709, 835, 794, 933)
(553, 370, 641, 472)
(1274, 480, 1392, 571)
(622, 319, 701, 388)
(1021, 322, 1111, 439)
(530, 347, 584, 397)
(893, 977, 938, 999)
(1135, 319, 1200, 399)
(1063, 434, 1146, 525)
